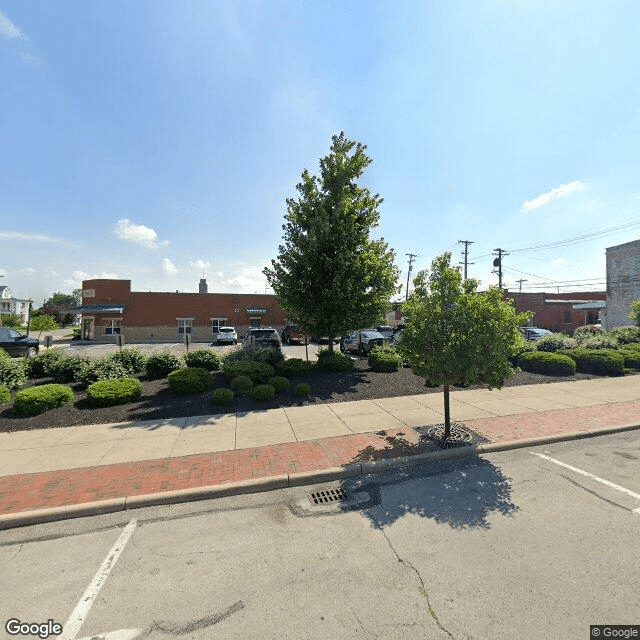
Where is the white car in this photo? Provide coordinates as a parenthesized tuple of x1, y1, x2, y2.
(214, 326, 237, 345)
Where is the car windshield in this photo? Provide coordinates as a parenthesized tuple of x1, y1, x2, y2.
(361, 331, 383, 339)
(251, 330, 274, 338)
(219, 328, 234, 333)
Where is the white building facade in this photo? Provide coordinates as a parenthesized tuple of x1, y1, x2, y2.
(0, 286, 31, 325)
(603, 238, 640, 330)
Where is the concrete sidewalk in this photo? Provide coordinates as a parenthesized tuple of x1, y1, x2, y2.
(1, 376, 639, 528)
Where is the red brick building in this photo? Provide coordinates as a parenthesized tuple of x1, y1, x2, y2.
(75, 279, 289, 343)
(503, 290, 606, 333)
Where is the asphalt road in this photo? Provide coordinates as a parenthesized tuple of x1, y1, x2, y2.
(1, 432, 638, 640)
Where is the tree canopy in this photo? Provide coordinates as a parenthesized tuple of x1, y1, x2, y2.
(263, 132, 399, 353)
(396, 252, 531, 436)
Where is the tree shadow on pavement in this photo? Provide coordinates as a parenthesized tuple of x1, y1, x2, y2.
(340, 432, 519, 530)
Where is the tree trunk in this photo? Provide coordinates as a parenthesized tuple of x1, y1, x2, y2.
(443, 383, 450, 439)
(327, 337, 334, 355)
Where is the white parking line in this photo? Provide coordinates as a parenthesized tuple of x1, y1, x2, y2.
(531, 453, 640, 506)
(60, 520, 138, 640)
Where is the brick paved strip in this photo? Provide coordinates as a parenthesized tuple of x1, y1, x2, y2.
(0, 401, 639, 517)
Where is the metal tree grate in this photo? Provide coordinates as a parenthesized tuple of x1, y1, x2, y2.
(310, 488, 349, 504)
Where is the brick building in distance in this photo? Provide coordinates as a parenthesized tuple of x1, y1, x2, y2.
(75, 278, 288, 343)
(503, 290, 606, 333)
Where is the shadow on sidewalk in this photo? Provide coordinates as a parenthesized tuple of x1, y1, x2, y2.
(340, 431, 519, 530)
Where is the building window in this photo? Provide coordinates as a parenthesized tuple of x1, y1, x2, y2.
(211, 318, 227, 332)
(177, 318, 192, 334)
(249, 317, 261, 328)
(104, 320, 121, 335)
(564, 310, 572, 323)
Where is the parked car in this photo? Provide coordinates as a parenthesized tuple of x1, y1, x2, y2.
(375, 325, 394, 342)
(0, 326, 39, 357)
(242, 327, 282, 348)
(310, 335, 335, 344)
(340, 330, 385, 356)
(281, 325, 306, 344)
(390, 323, 406, 344)
(214, 326, 237, 345)
(521, 327, 553, 341)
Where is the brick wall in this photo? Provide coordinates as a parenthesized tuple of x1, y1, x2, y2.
(603, 239, 640, 330)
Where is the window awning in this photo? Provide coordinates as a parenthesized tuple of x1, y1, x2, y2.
(70, 304, 125, 314)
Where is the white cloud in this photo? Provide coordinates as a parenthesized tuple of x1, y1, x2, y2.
(189, 259, 211, 271)
(0, 230, 76, 247)
(521, 180, 586, 211)
(20, 51, 44, 67)
(62, 270, 119, 290)
(0, 11, 26, 40)
(162, 259, 177, 275)
(550, 257, 568, 269)
(114, 218, 169, 249)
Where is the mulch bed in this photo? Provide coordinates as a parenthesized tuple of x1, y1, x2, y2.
(0, 359, 606, 433)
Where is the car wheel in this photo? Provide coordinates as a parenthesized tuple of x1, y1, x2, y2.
(358, 344, 367, 357)
(26, 347, 37, 358)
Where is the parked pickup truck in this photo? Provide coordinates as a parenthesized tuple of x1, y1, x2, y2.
(281, 325, 307, 344)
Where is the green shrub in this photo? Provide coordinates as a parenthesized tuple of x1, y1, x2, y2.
(145, 352, 183, 378)
(518, 352, 577, 376)
(223, 360, 275, 384)
(0, 385, 11, 404)
(71, 327, 81, 340)
(23, 349, 66, 378)
(77, 357, 129, 388)
(0, 357, 27, 390)
(183, 348, 222, 371)
(578, 335, 619, 350)
(275, 358, 315, 378)
(223, 344, 263, 363)
(47, 354, 91, 383)
(536, 333, 579, 352)
(252, 384, 276, 401)
(316, 352, 354, 372)
(14, 384, 74, 415)
(230, 375, 254, 395)
(167, 367, 213, 393)
(368, 346, 402, 372)
(558, 348, 625, 376)
(609, 326, 640, 345)
(212, 387, 234, 405)
(295, 383, 311, 396)
(253, 346, 285, 366)
(0, 347, 9, 361)
(110, 347, 148, 374)
(573, 325, 604, 339)
(268, 376, 290, 393)
(86, 377, 143, 407)
(620, 348, 640, 369)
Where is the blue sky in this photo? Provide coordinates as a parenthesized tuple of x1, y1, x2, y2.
(2, 0, 640, 306)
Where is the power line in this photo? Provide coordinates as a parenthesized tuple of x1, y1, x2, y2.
(458, 240, 474, 280)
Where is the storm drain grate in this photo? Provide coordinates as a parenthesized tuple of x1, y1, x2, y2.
(310, 488, 349, 504)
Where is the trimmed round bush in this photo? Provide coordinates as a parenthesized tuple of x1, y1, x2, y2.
(212, 387, 234, 405)
(77, 357, 129, 388)
(86, 377, 143, 407)
(145, 352, 183, 379)
(0, 384, 11, 404)
(518, 352, 576, 376)
(368, 346, 402, 372)
(268, 376, 290, 393)
(110, 347, 148, 374)
(579, 335, 619, 349)
(252, 384, 276, 402)
(14, 383, 74, 415)
(316, 352, 355, 372)
(47, 354, 91, 383)
(167, 367, 213, 393)
(558, 348, 625, 376)
(0, 357, 27, 390)
(295, 383, 311, 396)
(536, 333, 579, 352)
(253, 346, 285, 366)
(22, 349, 66, 378)
(275, 358, 314, 378)
(230, 375, 254, 395)
(184, 348, 222, 371)
(223, 360, 275, 384)
(620, 348, 640, 369)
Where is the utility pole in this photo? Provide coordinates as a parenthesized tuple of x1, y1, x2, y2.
(492, 248, 509, 288)
(516, 278, 527, 293)
(458, 240, 474, 280)
(405, 253, 417, 301)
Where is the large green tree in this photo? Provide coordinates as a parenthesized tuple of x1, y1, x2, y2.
(41, 290, 81, 325)
(264, 132, 399, 353)
(397, 252, 531, 438)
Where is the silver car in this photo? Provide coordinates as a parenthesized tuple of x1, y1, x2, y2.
(340, 330, 385, 356)
(521, 327, 552, 341)
(214, 326, 237, 345)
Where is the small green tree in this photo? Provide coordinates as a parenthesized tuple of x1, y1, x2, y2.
(629, 300, 640, 327)
(30, 315, 58, 332)
(0, 313, 23, 329)
(264, 132, 399, 354)
(397, 252, 531, 439)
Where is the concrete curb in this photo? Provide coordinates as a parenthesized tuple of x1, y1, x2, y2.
(1, 422, 639, 530)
